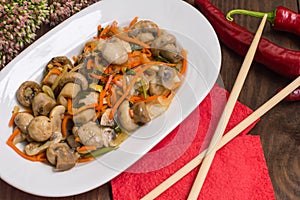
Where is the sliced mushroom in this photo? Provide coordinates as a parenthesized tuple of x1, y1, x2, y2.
(57, 72, 88, 91)
(27, 116, 53, 142)
(151, 33, 182, 63)
(73, 109, 96, 125)
(101, 127, 116, 147)
(158, 66, 177, 90)
(46, 56, 73, 68)
(116, 100, 139, 132)
(66, 135, 81, 149)
(149, 80, 170, 96)
(14, 112, 34, 133)
(59, 83, 81, 99)
(57, 83, 81, 109)
(78, 92, 99, 105)
(43, 73, 59, 86)
(129, 20, 159, 38)
(57, 95, 68, 108)
(100, 108, 115, 127)
(132, 102, 151, 124)
(77, 121, 104, 148)
(24, 132, 62, 156)
(12, 130, 26, 145)
(160, 43, 182, 63)
(49, 105, 66, 134)
(46, 143, 79, 171)
(102, 41, 128, 65)
(32, 93, 57, 116)
(16, 81, 42, 107)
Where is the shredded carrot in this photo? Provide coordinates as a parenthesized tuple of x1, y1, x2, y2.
(75, 137, 81, 143)
(6, 128, 41, 162)
(67, 98, 73, 115)
(72, 56, 77, 63)
(141, 48, 152, 57)
(111, 87, 117, 105)
(86, 58, 94, 69)
(73, 103, 98, 115)
(129, 16, 139, 27)
(129, 95, 160, 103)
(77, 145, 97, 153)
(129, 109, 134, 118)
(78, 157, 95, 163)
(180, 48, 187, 75)
(93, 110, 101, 121)
(84, 41, 96, 53)
(100, 24, 111, 38)
(110, 21, 150, 49)
(8, 112, 19, 127)
(109, 64, 154, 119)
(89, 73, 107, 82)
(97, 75, 113, 110)
(62, 115, 72, 137)
(36, 152, 47, 162)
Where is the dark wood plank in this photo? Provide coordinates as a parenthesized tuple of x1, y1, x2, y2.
(210, 0, 300, 200)
(0, 1, 299, 200)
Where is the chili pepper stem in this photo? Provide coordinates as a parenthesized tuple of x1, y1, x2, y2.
(226, 9, 276, 26)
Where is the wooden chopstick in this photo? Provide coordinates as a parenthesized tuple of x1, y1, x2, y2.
(186, 14, 268, 200)
(141, 75, 300, 200)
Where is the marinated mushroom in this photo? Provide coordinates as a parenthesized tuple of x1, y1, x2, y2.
(151, 33, 182, 63)
(77, 121, 105, 148)
(100, 108, 115, 127)
(129, 20, 159, 39)
(132, 102, 151, 124)
(27, 116, 53, 142)
(101, 127, 116, 147)
(14, 112, 34, 133)
(102, 40, 128, 65)
(57, 83, 81, 108)
(78, 92, 99, 105)
(49, 105, 66, 134)
(59, 83, 81, 99)
(73, 109, 96, 125)
(117, 100, 139, 132)
(46, 143, 79, 171)
(57, 72, 88, 91)
(24, 132, 62, 156)
(46, 56, 73, 68)
(16, 81, 42, 107)
(32, 93, 57, 116)
(159, 66, 180, 90)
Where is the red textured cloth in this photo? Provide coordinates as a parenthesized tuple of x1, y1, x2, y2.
(111, 85, 275, 200)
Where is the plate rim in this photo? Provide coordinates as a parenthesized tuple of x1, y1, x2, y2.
(0, 0, 221, 197)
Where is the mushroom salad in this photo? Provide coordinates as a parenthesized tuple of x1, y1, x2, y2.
(7, 17, 187, 171)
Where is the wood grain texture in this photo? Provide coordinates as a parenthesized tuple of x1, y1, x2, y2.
(0, 0, 299, 200)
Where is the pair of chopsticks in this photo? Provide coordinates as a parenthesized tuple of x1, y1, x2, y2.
(141, 14, 300, 200)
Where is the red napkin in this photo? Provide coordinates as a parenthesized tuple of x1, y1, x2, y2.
(111, 85, 275, 200)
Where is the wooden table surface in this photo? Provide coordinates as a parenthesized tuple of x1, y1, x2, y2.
(0, 0, 299, 199)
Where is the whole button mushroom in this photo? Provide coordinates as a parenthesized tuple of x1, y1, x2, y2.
(14, 112, 34, 133)
(16, 81, 42, 107)
(32, 93, 56, 116)
(46, 143, 79, 171)
(27, 116, 53, 142)
(102, 41, 128, 65)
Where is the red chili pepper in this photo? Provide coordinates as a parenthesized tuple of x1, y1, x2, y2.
(226, 6, 300, 36)
(278, 87, 300, 101)
(194, 0, 300, 78)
